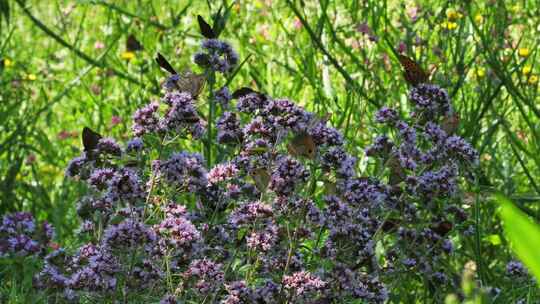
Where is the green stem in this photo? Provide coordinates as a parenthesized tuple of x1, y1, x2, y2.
(206, 71, 216, 167)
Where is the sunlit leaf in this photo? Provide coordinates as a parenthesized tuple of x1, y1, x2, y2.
(495, 194, 540, 284)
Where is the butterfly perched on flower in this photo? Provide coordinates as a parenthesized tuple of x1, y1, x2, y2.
(398, 54, 429, 86)
(287, 113, 331, 160)
(82, 127, 102, 159)
(155, 53, 206, 99)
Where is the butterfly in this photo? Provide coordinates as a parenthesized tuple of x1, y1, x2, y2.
(232, 87, 270, 104)
(250, 168, 271, 193)
(155, 53, 206, 99)
(441, 112, 460, 134)
(431, 220, 453, 236)
(386, 154, 406, 185)
(398, 54, 429, 86)
(82, 127, 102, 158)
(287, 113, 331, 160)
(197, 15, 217, 39)
(126, 34, 143, 52)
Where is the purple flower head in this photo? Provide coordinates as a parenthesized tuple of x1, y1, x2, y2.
(183, 258, 224, 295)
(444, 135, 479, 165)
(208, 162, 239, 184)
(126, 137, 144, 152)
(215, 86, 232, 108)
(246, 222, 279, 252)
(229, 201, 273, 227)
(409, 84, 451, 119)
(222, 280, 255, 304)
(424, 122, 448, 144)
(321, 146, 356, 179)
(65, 155, 87, 178)
(269, 156, 309, 195)
(375, 106, 399, 124)
(194, 39, 238, 73)
(155, 216, 200, 249)
(262, 98, 312, 131)
(506, 260, 527, 278)
(102, 219, 156, 251)
(282, 271, 326, 299)
(159, 92, 201, 136)
(310, 122, 344, 146)
(88, 168, 115, 190)
(106, 168, 145, 203)
(132, 102, 160, 136)
(157, 152, 208, 192)
(97, 137, 122, 156)
(217, 112, 243, 144)
(236, 93, 267, 113)
(243, 116, 274, 138)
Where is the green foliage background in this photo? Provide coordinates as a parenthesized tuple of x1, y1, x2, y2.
(1, 0, 540, 301)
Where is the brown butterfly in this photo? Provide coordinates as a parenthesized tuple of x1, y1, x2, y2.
(250, 168, 270, 193)
(287, 113, 331, 160)
(431, 220, 453, 236)
(441, 112, 460, 134)
(155, 53, 206, 99)
(126, 34, 143, 52)
(387, 154, 406, 185)
(398, 54, 429, 86)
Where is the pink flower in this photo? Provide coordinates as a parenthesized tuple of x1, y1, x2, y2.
(94, 41, 105, 50)
(397, 41, 407, 54)
(110, 116, 122, 126)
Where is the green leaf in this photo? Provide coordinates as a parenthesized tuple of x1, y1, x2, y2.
(495, 193, 540, 285)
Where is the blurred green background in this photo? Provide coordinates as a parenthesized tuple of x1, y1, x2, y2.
(1, 0, 539, 248)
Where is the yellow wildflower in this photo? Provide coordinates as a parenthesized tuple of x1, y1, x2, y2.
(518, 48, 530, 58)
(476, 67, 486, 78)
(442, 21, 458, 31)
(528, 75, 538, 85)
(474, 14, 483, 24)
(121, 51, 136, 61)
(26, 74, 37, 81)
(522, 65, 532, 75)
(4, 58, 12, 67)
(446, 9, 462, 21)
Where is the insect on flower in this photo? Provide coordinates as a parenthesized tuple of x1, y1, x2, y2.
(398, 54, 430, 87)
(82, 126, 102, 159)
(155, 53, 206, 100)
(287, 113, 331, 160)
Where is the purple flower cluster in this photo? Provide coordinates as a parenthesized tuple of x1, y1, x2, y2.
(0, 212, 54, 257)
(30, 30, 488, 303)
(155, 151, 208, 192)
(194, 39, 239, 73)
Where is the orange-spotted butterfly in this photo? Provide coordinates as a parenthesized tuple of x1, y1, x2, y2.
(398, 54, 429, 86)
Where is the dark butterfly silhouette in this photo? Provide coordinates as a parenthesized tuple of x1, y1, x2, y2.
(431, 220, 453, 236)
(398, 54, 429, 86)
(126, 34, 143, 52)
(82, 127, 102, 158)
(231, 87, 268, 101)
(197, 15, 216, 39)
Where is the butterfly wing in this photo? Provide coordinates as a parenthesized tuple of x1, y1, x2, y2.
(177, 69, 206, 99)
(288, 132, 316, 159)
(126, 34, 143, 52)
(250, 168, 270, 193)
(155, 53, 177, 75)
(82, 127, 102, 154)
(197, 15, 216, 39)
(398, 54, 429, 86)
